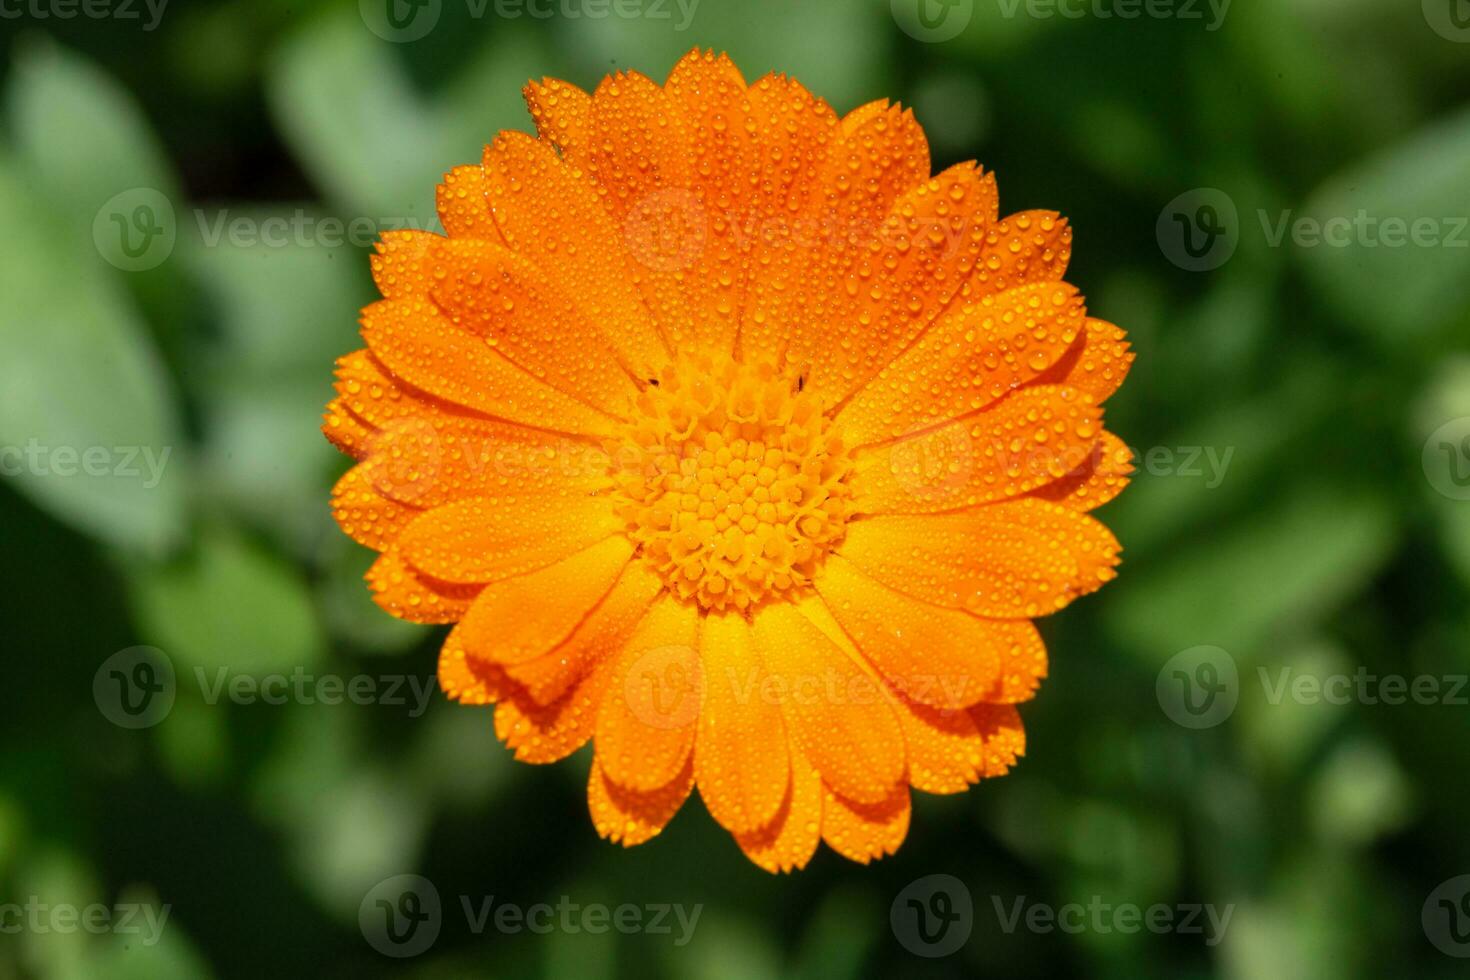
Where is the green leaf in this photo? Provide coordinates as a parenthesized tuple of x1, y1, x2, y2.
(559, 0, 889, 111)
(181, 206, 369, 374)
(434, 28, 551, 160)
(319, 541, 425, 655)
(1413, 357, 1470, 589)
(663, 914, 782, 980)
(266, 11, 452, 223)
(1297, 105, 1470, 346)
(1106, 483, 1397, 660)
(1306, 737, 1412, 845)
(1106, 365, 1334, 558)
(125, 524, 325, 676)
(71, 922, 216, 980)
(252, 708, 428, 917)
(8, 39, 178, 237)
(0, 155, 187, 555)
(179, 207, 371, 551)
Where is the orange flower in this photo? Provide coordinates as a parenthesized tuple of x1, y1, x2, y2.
(324, 48, 1133, 871)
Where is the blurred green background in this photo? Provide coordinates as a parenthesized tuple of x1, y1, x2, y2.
(2, 0, 1469, 976)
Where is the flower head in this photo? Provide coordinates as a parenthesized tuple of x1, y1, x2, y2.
(324, 48, 1133, 871)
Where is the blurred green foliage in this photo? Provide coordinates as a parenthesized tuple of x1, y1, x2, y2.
(1, 0, 1469, 977)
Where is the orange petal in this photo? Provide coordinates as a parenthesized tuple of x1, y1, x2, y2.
(964, 210, 1072, 298)
(322, 396, 375, 459)
(851, 384, 1102, 514)
(820, 781, 910, 864)
(769, 101, 932, 374)
(504, 561, 665, 706)
(790, 163, 994, 404)
(438, 624, 514, 705)
(523, 76, 592, 154)
(330, 465, 420, 550)
(895, 698, 986, 794)
(481, 131, 669, 377)
(837, 282, 1086, 446)
(488, 626, 635, 765)
(661, 49, 757, 354)
(694, 613, 791, 834)
(733, 743, 823, 873)
(358, 413, 612, 510)
(736, 72, 839, 360)
(585, 70, 689, 221)
(389, 236, 640, 414)
(588, 756, 695, 846)
(987, 619, 1049, 704)
(1035, 316, 1133, 405)
(815, 555, 1001, 709)
(594, 597, 702, 792)
(750, 602, 904, 805)
(971, 702, 1026, 776)
(457, 536, 634, 663)
(822, 100, 930, 235)
(398, 494, 623, 584)
(330, 349, 442, 433)
(361, 297, 621, 437)
(584, 70, 723, 354)
(436, 164, 502, 241)
(494, 660, 613, 764)
(837, 499, 1120, 618)
(367, 546, 481, 624)
(1032, 430, 1134, 511)
(369, 229, 438, 299)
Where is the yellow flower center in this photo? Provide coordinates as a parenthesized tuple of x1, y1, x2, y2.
(610, 356, 856, 612)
